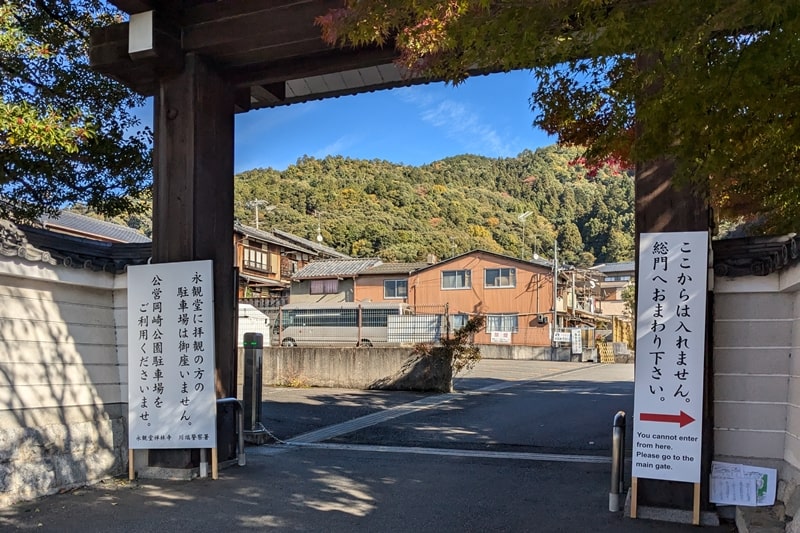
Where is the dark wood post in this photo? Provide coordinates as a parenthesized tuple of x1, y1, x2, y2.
(635, 156, 713, 511)
(151, 53, 237, 467)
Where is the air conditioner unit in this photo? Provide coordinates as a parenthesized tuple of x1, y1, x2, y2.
(537, 315, 548, 324)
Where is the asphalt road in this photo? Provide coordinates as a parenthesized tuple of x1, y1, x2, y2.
(0, 360, 734, 532)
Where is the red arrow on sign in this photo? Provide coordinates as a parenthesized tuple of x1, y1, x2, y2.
(639, 411, 695, 428)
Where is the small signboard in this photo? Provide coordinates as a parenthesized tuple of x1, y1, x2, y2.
(632, 231, 708, 483)
(491, 331, 512, 344)
(553, 331, 571, 343)
(571, 328, 583, 354)
(127, 260, 217, 449)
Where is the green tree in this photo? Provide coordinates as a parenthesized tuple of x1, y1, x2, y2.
(318, 1, 800, 233)
(1, 1, 151, 221)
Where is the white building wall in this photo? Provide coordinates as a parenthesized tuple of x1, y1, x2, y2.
(0, 255, 128, 506)
(713, 262, 800, 486)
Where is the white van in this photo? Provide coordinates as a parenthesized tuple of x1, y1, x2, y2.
(237, 304, 271, 347)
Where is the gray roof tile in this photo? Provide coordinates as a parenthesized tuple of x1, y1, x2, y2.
(40, 211, 151, 243)
(361, 262, 429, 275)
(294, 258, 382, 279)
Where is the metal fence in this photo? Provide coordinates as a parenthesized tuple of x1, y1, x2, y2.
(269, 303, 449, 347)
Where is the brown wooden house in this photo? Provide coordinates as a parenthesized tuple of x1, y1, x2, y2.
(235, 222, 351, 309)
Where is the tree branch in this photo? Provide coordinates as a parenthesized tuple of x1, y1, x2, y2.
(34, 1, 89, 41)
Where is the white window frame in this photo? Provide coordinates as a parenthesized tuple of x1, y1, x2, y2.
(384, 279, 408, 299)
(484, 267, 516, 288)
(442, 269, 471, 290)
(486, 314, 519, 333)
(450, 313, 469, 331)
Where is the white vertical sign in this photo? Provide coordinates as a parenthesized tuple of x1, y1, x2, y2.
(571, 328, 583, 354)
(632, 232, 708, 483)
(127, 260, 217, 449)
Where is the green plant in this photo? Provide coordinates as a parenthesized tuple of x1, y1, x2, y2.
(413, 315, 485, 376)
(279, 369, 310, 388)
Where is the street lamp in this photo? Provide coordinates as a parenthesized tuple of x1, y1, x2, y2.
(518, 211, 533, 259)
(315, 210, 324, 242)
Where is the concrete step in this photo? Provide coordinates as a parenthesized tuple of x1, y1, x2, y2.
(736, 506, 786, 533)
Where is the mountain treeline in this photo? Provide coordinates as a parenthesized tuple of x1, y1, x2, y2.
(234, 145, 634, 267)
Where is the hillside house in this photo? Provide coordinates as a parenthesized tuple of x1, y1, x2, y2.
(354, 262, 431, 303)
(234, 222, 317, 307)
(591, 261, 635, 317)
(290, 258, 383, 304)
(406, 250, 558, 347)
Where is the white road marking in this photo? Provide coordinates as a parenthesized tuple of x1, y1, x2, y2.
(251, 442, 611, 464)
(249, 364, 614, 467)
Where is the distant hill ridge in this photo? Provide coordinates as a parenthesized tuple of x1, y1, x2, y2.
(234, 145, 634, 266)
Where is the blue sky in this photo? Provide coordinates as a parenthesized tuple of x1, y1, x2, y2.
(233, 70, 555, 173)
(134, 70, 555, 173)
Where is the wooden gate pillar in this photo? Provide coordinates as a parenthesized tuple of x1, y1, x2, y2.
(151, 53, 236, 467)
(635, 156, 713, 513)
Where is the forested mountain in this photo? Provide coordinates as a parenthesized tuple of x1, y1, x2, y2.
(234, 145, 634, 267)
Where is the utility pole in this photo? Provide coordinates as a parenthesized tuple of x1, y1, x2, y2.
(246, 200, 274, 230)
(552, 239, 558, 346)
(518, 211, 533, 259)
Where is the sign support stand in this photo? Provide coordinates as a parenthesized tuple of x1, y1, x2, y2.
(629, 478, 702, 524)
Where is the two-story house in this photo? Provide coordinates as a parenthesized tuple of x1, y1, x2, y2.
(284, 250, 610, 347)
(290, 258, 383, 304)
(591, 261, 635, 317)
(354, 262, 431, 303)
(406, 250, 558, 346)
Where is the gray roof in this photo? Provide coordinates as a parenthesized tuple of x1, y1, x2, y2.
(272, 229, 350, 259)
(294, 258, 382, 279)
(16, 223, 151, 273)
(361, 262, 430, 275)
(591, 261, 635, 274)
(414, 249, 554, 274)
(40, 211, 151, 243)
(235, 223, 317, 255)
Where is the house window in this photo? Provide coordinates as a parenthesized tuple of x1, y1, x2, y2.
(243, 245, 273, 273)
(485, 267, 516, 288)
(450, 313, 469, 331)
(384, 279, 408, 299)
(442, 270, 471, 290)
(310, 279, 339, 294)
(486, 314, 519, 333)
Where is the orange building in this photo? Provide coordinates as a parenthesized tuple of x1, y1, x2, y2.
(407, 251, 557, 347)
(354, 262, 431, 303)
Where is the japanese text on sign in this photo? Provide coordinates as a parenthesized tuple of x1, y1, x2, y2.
(127, 260, 217, 449)
(632, 232, 708, 483)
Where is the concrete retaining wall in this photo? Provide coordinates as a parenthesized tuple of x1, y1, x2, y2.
(476, 344, 586, 362)
(258, 347, 453, 392)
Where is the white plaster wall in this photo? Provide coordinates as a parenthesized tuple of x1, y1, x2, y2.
(0, 256, 128, 506)
(713, 263, 800, 475)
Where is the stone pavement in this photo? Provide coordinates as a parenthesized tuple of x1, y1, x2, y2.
(0, 361, 736, 532)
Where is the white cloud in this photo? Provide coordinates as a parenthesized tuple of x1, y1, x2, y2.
(312, 134, 359, 159)
(396, 86, 513, 157)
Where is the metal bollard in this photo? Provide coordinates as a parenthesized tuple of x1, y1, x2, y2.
(216, 397, 246, 467)
(609, 411, 626, 512)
